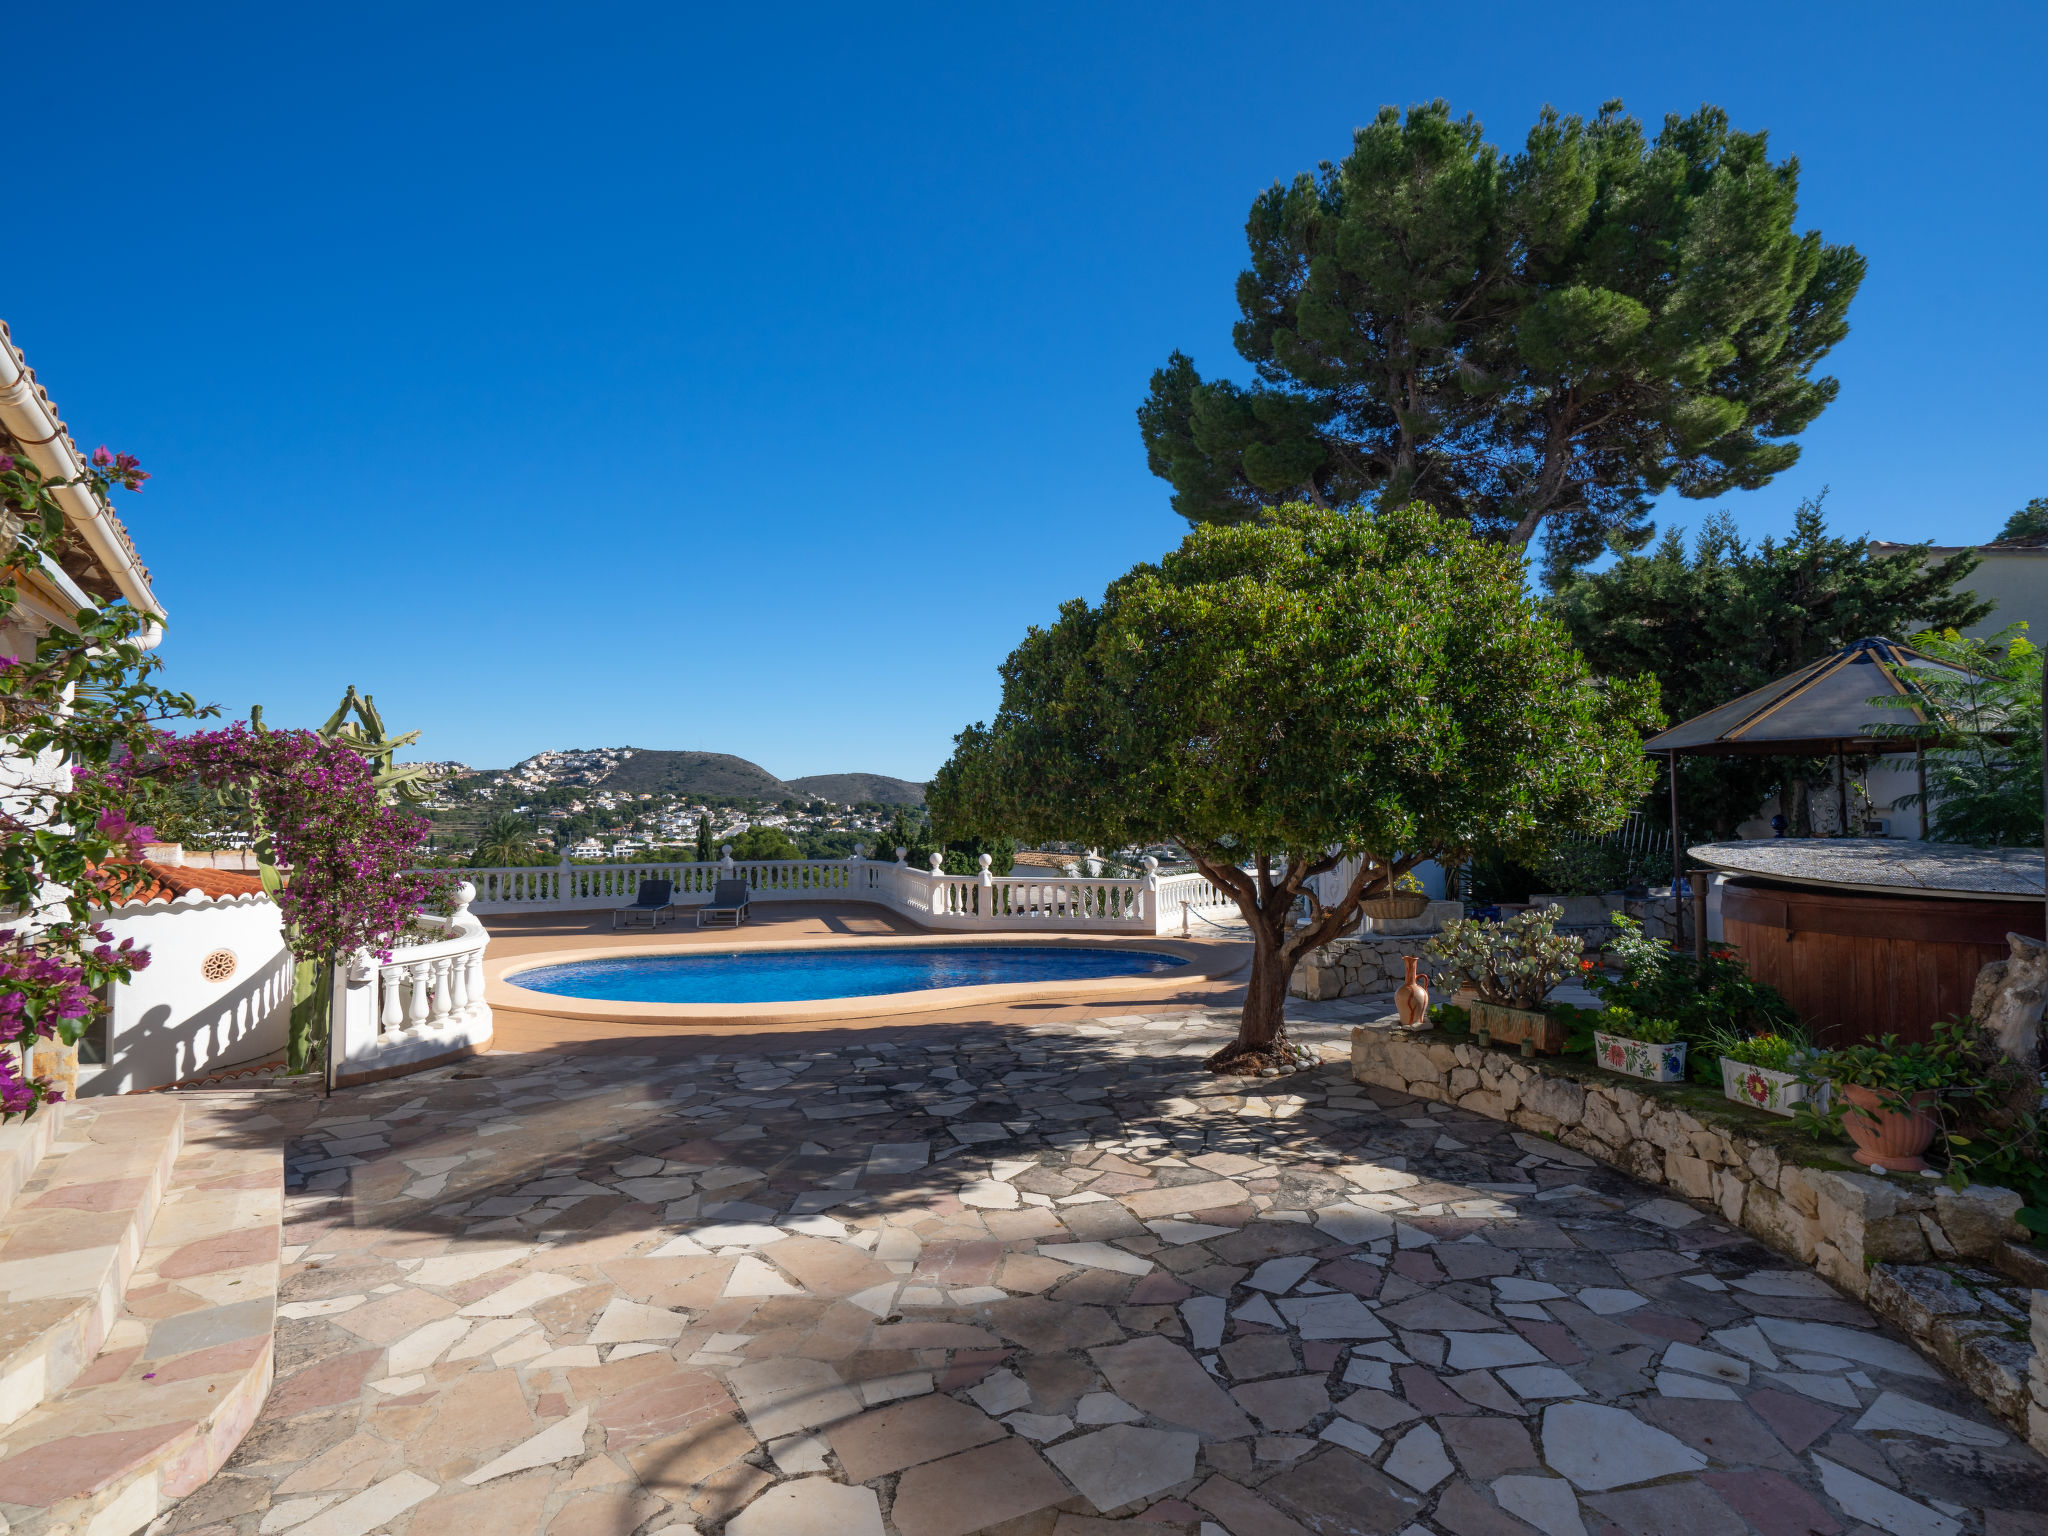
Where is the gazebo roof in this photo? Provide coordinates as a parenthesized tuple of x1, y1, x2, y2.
(1640, 637, 1971, 758)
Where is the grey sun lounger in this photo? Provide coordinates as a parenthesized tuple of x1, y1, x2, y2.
(696, 877, 751, 928)
(613, 878, 678, 930)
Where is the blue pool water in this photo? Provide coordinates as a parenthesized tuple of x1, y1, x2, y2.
(510, 944, 1187, 1005)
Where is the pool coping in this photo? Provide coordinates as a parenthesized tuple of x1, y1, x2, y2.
(483, 931, 1248, 1025)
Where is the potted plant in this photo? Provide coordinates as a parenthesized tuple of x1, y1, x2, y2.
(1797, 1036, 1953, 1172)
(1360, 869, 1430, 922)
(1583, 916, 1795, 1084)
(1592, 1007, 1687, 1081)
(1425, 906, 1583, 1054)
(1705, 1027, 1824, 1117)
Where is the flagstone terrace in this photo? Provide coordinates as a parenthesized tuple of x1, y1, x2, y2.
(45, 989, 2044, 1536)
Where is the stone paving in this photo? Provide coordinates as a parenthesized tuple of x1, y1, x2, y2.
(160, 1000, 2048, 1536)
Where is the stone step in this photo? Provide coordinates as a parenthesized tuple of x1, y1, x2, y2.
(0, 1100, 282, 1536)
(0, 1099, 67, 1220)
(0, 1097, 186, 1428)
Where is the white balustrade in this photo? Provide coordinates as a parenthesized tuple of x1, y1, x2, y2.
(434, 851, 1242, 935)
(333, 880, 494, 1081)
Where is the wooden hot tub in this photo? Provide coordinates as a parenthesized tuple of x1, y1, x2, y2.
(1720, 878, 2043, 1047)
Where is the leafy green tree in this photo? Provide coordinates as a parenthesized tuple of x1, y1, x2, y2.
(1997, 497, 2048, 542)
(796, 828, 865, 860)
(1550, 493, 1989, 837)
(1870, 624, 2042, 846)
(694, 811, 715, 863)
(730, 824, 801, 861)
(931, 502, 1658, 1069)
(471, 812, 542, 867)
(1139, 99, 1863, 576)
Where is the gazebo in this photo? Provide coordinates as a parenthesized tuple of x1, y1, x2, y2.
(1640, 635, 1971, 845)
(1642, 635, 2042, 1044)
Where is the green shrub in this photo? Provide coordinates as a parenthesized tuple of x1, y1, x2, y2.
(1426, 907, 1583, 1009)
(1586, 915, 1794, 1063)
(1595, 1006, 1681, 1044)
(1711, 1030, 1808, 1072)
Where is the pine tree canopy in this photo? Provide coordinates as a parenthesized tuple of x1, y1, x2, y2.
(1138, 99, 1864, 578)
(1997, 496, 2048, 541)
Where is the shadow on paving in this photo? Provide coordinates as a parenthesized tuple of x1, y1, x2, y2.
(164, 1010, 2048, 1536)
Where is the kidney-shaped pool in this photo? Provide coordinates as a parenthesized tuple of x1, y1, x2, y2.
(507, 944, 1189, 1006)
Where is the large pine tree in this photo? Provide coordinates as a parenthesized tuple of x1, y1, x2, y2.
(1139, 100, 1864, 577)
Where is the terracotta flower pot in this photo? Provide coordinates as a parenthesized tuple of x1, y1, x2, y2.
(1839, 1083, 1939, 1172)
(1395, 956, 1429, 1028)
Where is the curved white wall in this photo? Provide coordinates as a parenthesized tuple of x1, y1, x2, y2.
(84, 893, 293, 1094)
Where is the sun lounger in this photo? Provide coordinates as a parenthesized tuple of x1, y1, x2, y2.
(696, 877, 751, 928)
(613, 878, 677, 929)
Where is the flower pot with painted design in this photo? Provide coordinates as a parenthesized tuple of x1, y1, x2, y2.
(1593, 1031, 1687, 1083)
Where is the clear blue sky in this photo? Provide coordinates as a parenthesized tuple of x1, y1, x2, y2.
(10, 3, 2044, 781)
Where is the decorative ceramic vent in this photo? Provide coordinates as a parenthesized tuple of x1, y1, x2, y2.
(201, 949, 238, 983)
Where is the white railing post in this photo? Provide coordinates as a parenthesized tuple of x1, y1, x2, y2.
(405, 962, 431, 1029)
(1142, 854, 1158, 930)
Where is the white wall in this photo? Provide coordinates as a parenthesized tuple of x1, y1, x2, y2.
(82, 891, 293, 1094)
(1950, 549, 2048, 640)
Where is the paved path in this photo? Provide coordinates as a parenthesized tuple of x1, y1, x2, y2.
(162, 1002, 2048, 1536)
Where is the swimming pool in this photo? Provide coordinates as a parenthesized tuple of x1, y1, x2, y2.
(508, 944, 1188, 1006)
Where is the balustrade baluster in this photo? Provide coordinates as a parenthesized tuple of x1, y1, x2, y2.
(380, 967, 404, 1034)
(428, 957, 453, 1023)
(406, 963, 431, 1028)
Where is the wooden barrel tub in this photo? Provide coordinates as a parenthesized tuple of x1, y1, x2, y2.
(1720, 878, 2044, 1047)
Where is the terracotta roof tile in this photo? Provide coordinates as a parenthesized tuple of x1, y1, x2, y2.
(99, 860, 267, 906)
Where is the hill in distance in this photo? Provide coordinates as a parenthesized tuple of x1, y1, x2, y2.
(784, 772, 924, 806)
(598, 749, 925, 805)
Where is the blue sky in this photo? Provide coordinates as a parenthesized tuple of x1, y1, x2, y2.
(10, 3, 2044, 781)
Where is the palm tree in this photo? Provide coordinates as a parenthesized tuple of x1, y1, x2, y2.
(471, 812, 541, 867)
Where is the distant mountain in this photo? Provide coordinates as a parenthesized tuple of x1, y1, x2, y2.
(494, 747, 927, 805)
(600, 750, 791, 800)
(784, 772, 925, 806)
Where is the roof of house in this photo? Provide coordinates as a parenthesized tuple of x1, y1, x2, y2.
(0, 319, 157, 609)
(1011, 850, 1077, 869)
(100, 861, 269, 907)
(1870, 532, 2048, 557)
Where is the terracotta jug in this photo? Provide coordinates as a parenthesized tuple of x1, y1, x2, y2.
(1395, 955, 1429, 1028)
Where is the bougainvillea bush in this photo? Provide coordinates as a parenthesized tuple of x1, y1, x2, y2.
(0, 443, 451, 1115)
(137, 724, 451, 1071)
(0, 448, 202, 1119)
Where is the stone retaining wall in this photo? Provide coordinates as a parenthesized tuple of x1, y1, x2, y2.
(1350, 1017, 2048, 1451)
(1290, 934, 1437, 1001)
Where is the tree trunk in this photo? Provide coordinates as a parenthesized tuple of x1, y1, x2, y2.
(1787, 772, 1811, 837)
(1185, 843, 1417, 1074)
(1205, 894, 1298, 1072)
